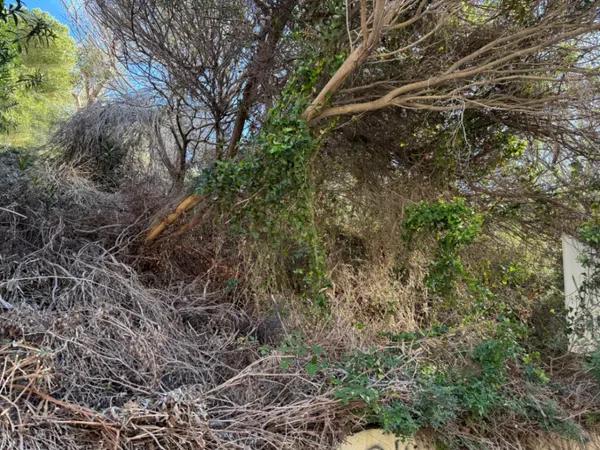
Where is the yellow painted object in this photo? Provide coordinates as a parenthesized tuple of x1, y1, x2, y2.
(338, 429, 600, 450)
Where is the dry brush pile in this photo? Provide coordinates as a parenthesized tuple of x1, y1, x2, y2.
(0, 150, 356, 449)
(2, 110, 600, 447)
(2, 0, 600, 447)
(1, 148, 599, 450)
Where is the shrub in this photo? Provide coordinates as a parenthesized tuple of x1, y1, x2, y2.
(403, 198, 483, 298)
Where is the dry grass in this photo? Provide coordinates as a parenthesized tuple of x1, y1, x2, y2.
(302, 151, 449, 349)
(0, 152, 356, 449)
(294, 256, 426, 350)
(1, 148, 599, 449)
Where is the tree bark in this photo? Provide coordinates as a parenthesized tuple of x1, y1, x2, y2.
(226, 0, 297, 158)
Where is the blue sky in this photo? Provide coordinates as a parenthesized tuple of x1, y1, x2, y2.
(25, 0, 69, 24)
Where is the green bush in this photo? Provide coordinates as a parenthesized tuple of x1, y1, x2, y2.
(403, 198, 483, 299)
(587, 347, 600, 384)
(276, 320, 577, 447)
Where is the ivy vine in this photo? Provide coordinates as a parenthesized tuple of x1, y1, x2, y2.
(403, 197, 483, 298)
(193, 2, 347, 305)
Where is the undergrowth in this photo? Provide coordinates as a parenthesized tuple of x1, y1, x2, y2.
(2, 128, 600, 450)
(403, 198, 485, 306)
(0, 151, 354, 450)
(274, 317, 593, 449)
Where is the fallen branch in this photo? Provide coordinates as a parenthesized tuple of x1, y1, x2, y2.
(145, 194, 203, 243)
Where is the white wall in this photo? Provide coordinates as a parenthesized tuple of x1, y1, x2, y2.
(562, 234, 599, 353)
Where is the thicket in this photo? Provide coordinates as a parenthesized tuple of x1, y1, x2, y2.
(274, 319, 583, 448)
(1, 0, 600, 449)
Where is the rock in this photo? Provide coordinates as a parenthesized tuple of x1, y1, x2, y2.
(256, 312, 285, 346)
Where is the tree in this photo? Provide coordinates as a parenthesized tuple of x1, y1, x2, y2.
(0, 9, 76, 146)
(84, 0, 299, 187)
(145, 0, 600, 242)
(0, 1, 36, 131)
(304, 0, 599, 122)
(72, 40, 114, 109)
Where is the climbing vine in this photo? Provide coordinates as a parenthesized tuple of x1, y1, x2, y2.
(403, 198, 483, 299)
(193, 1, 347, 304)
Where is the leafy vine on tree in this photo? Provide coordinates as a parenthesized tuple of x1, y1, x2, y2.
(403, 198, 483, 298)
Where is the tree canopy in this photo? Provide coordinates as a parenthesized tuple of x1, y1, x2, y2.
(0, 8, 76, 146)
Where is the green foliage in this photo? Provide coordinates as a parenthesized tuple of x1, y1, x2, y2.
(0, 20, 16, 113)
(0, 1, 23, 26)
(580, 221, 600, 249)
(379, 402, 420, 437)
(0, 9, 75, 146)
(462, 0, 537, 26)
(87, 134, 128, 188)
(404, 322, 525, 432)
(195, 62, 328, 300)
(333, 349, 412, 434)
(356, 327, 567, 444)
(430, 111, 528, 180)
(192, 3, 347, 304)
(278, 333, 328, 375)
(505, 396, 583, 441)
(275, 320, 574, 446)
(403, 198, 483, 298)
(587, 347, 600, 384)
